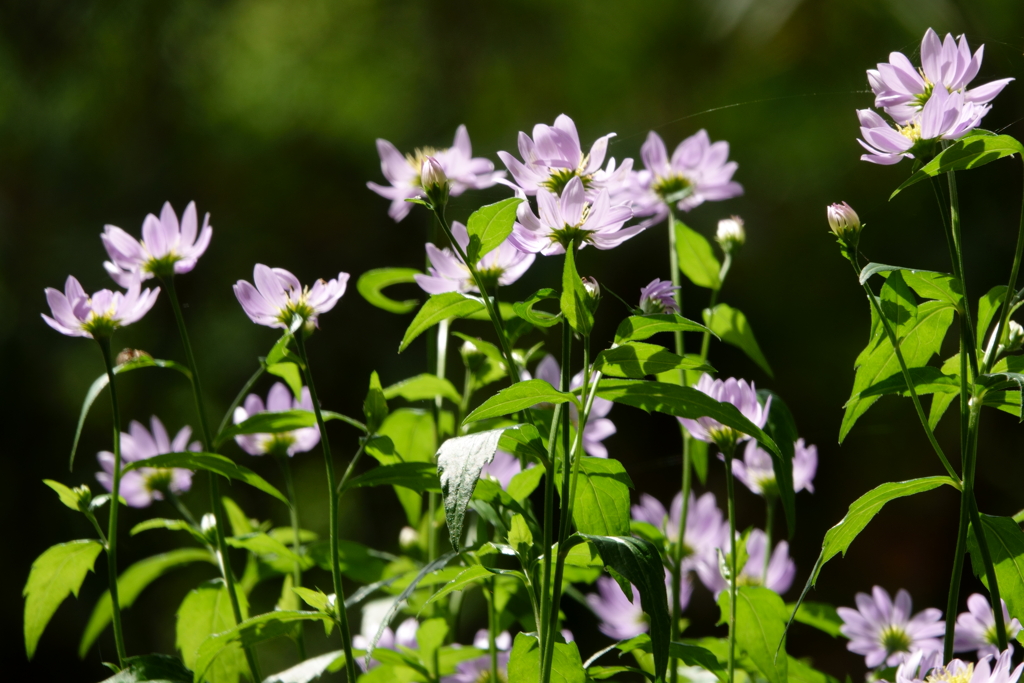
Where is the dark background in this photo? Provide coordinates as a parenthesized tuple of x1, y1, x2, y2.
(4, 0, 1024, 680)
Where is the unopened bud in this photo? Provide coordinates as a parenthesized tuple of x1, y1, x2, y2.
(421, 156, 450, 210)
(200, 513, 217, 537)
(716, 216, 746, 253)
(399, 526, 420, 551)
(1008, 320, 1024, 352)
(116, 348, 152, 366)
(827, 202, 862, 246)
(581, 276, 601, 314)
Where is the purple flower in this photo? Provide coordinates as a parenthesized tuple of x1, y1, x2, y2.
(509, 176, 636, 256)
(43, 275, 160, 339)
(837, 586, 945, 668)
(638, 278, 680, 315)
(96, 416, 197, 508)
(367, 125, 505, 222)
(233, 264, 349, 329)
(614, 130, 742, 228)
(532, 354, 616, 458)
(631, 491, 728, 575)
(890, 649, 1024, 683)
(730, 438, 817, 497)
(587, 576, 649, 640)
(827, 202, 862, 244)
(498, 114, 632, 197)
(678, 374, 770, 450)
(102, 202, 213, 286)
(353, 617, 418, 671)
(232, 382, 320, 457)
(414, 221, 535, 295)
(480, 450, 533, 489)
(857, 86, 990, 165)
(441, 630, 512, 683)
(695, 529, 795, 597)
(954, 594, 1022, 659)
(868, 29, 1013, 126)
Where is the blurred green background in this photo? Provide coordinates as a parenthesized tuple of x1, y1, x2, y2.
(5, 0, 1024, 679)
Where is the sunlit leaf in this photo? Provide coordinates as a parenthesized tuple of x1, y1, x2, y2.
(703, 303, 772, 377)
(23, 539, 103, 659)
(595, 342, 714, 379)
(466, 197, 523, 263)
(357, 267, 421, 314)
(123, 452, 288, 504)
(674, 220, 721, 290)
(891, 134, 1024, 197)
(717, 587, 788, 683)
(399, 292, 485, 352)
(437, 428, 510, 551)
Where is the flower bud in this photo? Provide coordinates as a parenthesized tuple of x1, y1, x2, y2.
(200, 513, 217, 540)
(399, 526, 420, 551)
(827, 202, 862, 246)
(716, 216, 746, 254)
(581, 276, 601, 315)
(1007, 320, 1024, 353)
(421, 156, 450, 210)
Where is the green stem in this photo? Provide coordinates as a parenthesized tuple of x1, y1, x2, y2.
(294, 330, 358, 683)
(166, 490, 198, 528)
(699, 289, 720, 363)
(723, 442, 738, 683)
(489, 576, 499, 683)
(538, 401, 563, 678)
(764, 496, 776, 583)
(97, 338, 128, 667)
(163, 278, 261, 681)
(277, 454, 308, 662)
(216, 363, 266, 438)
(981, 172, 1024, 374)
(967, 491, 1008, 649)
(667, 209, 685, 357)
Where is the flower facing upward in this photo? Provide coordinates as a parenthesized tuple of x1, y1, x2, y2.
(954, 594, 1022, 659)
(838, 586, 945, 668)
(96, 416, 197, 508)
(498, 114, 632, 197)
(102, 202, 213, 285)
(367, 125, 505, 222)
(414, 221, 535, 295)
(730, 438, 818, 497)
(615, 130, 743, 228)
(509, 176, 636, 255)
(532, 354, 616, 458)
(234, 265, 349, 329)
(43, 276, 160, 339)
(441, 630, 513, 683)
(890, 648, 1024, 683)
(631, 491, 728, 574)
(678, 374, 770, 450)
(868, 29, 1013, 126)
(638, 278, 680, 315)
(233, 382, 320, 457)
(828, 202, 862, 244)
(695, 529, 795, 596)
(716, 216, 746, 253)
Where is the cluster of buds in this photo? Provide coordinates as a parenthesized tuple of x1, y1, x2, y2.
(827, 202, 863, 248)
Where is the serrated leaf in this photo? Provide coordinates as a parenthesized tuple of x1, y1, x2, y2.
(892, 134, 1024, 197)
(342, 462, 441, 493)
(967, 514, 1024, 626)
(383, 373, 461, 404)
(566, 457, 632, 537)
(703, 303, 772, 377)
(437, 428, 510, 551)
(595, 342, 714, 379)
(513, 288, 562, 328)
(464, 380, 577, 424)
(399, 292, 485, 352)
(718, 587, 789, 683)
(613, 314, 712, 344)
(122, 452, 288, 504)
(176, 580, 249, 683)
(357, 267, 422, 314)
(674, 220, 721, 289)
(561, 246, 594, 336)
(23, 539, 103, 659)
(466, 197, 523, 263)
(43, 479, 82, 511)
(508, 633, 586, 683)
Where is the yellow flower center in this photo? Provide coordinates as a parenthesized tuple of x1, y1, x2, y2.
(405, 147, 444, 186)
(928, 663, 974, 683)
(898, 120, 923, 142)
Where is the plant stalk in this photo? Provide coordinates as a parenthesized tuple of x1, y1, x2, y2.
(723, 442, 738, 683)
(981, 172, 1024, 374)
(277, 454, 308, 661)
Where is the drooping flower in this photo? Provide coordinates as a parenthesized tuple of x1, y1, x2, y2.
(498, 114, 632, 197)
(532, 354, 615, 458)
(615, 130, 742, 228)
(414, 221, 535, 295)
(631, 491, 728, 574)
(102, 202, 213, 286)
(889, 648, 1024, 683)
(954, 594, 1022, 659)
(233, 264, 349, 329)
(638, 278, 680, 315)
(838, 586, 945, 668)
(678, 374, 770, 450)
(868, 29, 1013, 126)
(441, 630, 513, 683)
(96, 416, 197, 508)
(368, 125, 505, 222)
(730, 438, 817, 497)
(588, 576, 649, 640)
(695, 529, 795, 596)
(509, 176, 636, 256)
(353, 617, 419, 671)
(232, 382, 320, 457)
(857, 87, 990, 165)
(43, 276, 160, 339)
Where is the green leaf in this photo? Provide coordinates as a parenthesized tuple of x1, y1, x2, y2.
(425, 565, 492, 604)
(216, 410, 316, 447)
(399, 292, 485, 352)
(263, 651, 346, 683)
(266, 362, 304, 400)
(99, 654, 193, 682)
(292, 587, 332, 613)
(859, 264, 964, 312)
(568, 457, 633, 537)
(266, 333, 296, 366)
(226, 533, 307, 567)
(811, 476, 957, 584)
(613, 314, 712, 344)
(758, 390, 797, 539)
(357, 267, 422, 314)
(967, 514, 1024, 626)
(364, 371, 389, 433)
(703, 303, 772, 377)
(464, 379, 577, 424)
(466, 197, 524, 263)
(379, 408, 437, 526)
(23, 539, 103, 659)
(177, 580, 250, 683)
(617, 635, 723, 677)
(437, 428, 511, 552)
(123, 452, 289, 504)
(595, 342, 714, 379)
(717, 586, 788, 683)
(674, 220, 721, 289)
(307, 539, 388, 584)
(508, 513, 534, 561)
(342, 462, 441, 493)
(80, 548, 214, 657)
(891, 134, 1024, 198)
(508, 633, 586, 683)
(788, 601, 844, 637)
(498, 423, 547, 464)
(595, 379, 781, 457)
(70, 357, 191, 470)
(514, 288, 562, 328)
(580, 535, 671, 682)
(507, 466, 544, 502)
(130, 518, 208, 544)
(561, 245, 594, 336)
(383, 373, 461, 404)
(455, 332, 510, 387)
(978, 286, 1009, 353)
(855, 366, 959, 400)
(43, 479, 84, 512)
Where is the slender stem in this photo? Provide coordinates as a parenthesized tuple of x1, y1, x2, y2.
(489, 576, 499, 683)
(217, 363, 266, 438)
(166, 490, 198, 527)
(763, 497, 776, 582)
(277, 454, 308, 662)
(163, 278, 261, 681)
(336, 440, 368, 495)
(723, 443, 738, 683)
(667, 209, 685, 357)
(699, 289, 720, 363)
(946, 171, 979, 375)
(967, 491, 1008, 649)
(98, 338, 128, 667)
(294, 331, 358, 683)
(538, 402, 562, 678)
(982, 172, 1024, 374)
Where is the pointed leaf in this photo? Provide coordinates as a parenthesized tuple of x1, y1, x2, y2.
(266, 362, 304, 401)
(99, 654, 193, 682)
(364, 371, 389, 433)
(561, 246, 594, 336)
(614, 314, 713, 344)
(978, 286, 1009, 353)
(464, 380, 577, 424)
(717, 586, 789, 683)
(891, 134, 1024, 197)
(383, 374, 461, 404)
(514, 288, 562, 328)
(263, 651, 346, 683)
(567, 457, 633, 537)
(967, 514, 1024, 625)
(176, 580, 250, 683)
(595, 342, 714, 379)
(703, 303, 772, 377)
(399, 292, 486, 352)
(23, 539, 103, 659)
(788, 601, 844, 637)
(342, 462, 441, 493)
(437, 428, 510, 551)
(674, 220, 721, 289)
(508, 633, 586, 683)
(123, 452, 288, 504)
(758, 390, 797, 539)
(859, 264, 964, 312)
(425, 565, 493, 605)
(466, 197, 524, 263)
(357, 267, 421, 314)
